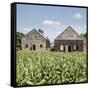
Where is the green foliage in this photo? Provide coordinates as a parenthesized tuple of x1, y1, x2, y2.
(80, 33, 87, 44)
(80, 33, 87, 39)
(38, 29, 44, 34)
(16, 32, 24, 50)
(16, 51, 87, 86)
(83, 33, 87, 38)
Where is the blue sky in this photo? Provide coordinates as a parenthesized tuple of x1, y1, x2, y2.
(16, 4, 87, 42)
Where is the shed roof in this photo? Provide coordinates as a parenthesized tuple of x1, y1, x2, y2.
(55, 26, 82, 40)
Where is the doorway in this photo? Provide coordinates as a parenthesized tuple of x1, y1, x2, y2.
(33, 44, 36, 50)
(25, 44, 28, 48)
(68, 45, 71, 52)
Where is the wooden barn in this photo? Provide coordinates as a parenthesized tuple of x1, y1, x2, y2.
(54, 26, 83, 52)
(22, 29, 50, 51)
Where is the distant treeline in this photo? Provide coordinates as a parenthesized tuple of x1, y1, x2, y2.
(16, 32, 24, 50)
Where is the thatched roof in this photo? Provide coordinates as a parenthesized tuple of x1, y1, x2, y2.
(55, 26, 82, 40)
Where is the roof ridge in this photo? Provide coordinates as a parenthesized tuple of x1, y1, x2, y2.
(55, 26, 82, 40)
(68, 26, 80, 36)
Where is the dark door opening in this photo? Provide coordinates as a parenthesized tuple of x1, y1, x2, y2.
(68, 46, 71, 52)
(76, 45, 78, 50)
(64, 46, 65, 52)
(33, 44, 36, 50)
(26, 44, 28, 48)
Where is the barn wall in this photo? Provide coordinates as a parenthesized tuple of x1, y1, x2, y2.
(22, 37, 46, 50)
(54, 40, 83, 52)
(46, 39, 50, 49)
(22, 37, 26, 49)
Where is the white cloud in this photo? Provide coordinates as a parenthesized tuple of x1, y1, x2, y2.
(73, 13, 82, 19)
(42, 20, 65, 29)
(23, 27, 33, 34)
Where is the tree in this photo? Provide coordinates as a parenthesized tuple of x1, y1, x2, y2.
(38, 29, 44, 34)
(83, 32, 87, 38)
(16, 32, 24, 50)
(80, 32, 87, 39)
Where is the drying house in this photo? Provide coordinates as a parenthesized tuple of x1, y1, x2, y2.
(54, 26, 83, 52)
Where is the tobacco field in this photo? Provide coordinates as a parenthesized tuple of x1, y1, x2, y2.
(16, 50, 87, 86)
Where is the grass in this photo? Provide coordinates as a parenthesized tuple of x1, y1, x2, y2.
(16, 50, 87, 86)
